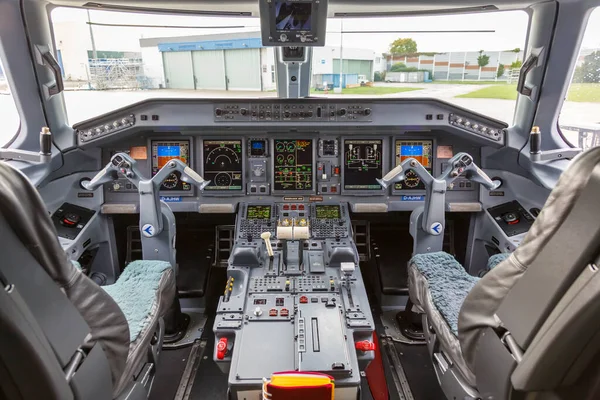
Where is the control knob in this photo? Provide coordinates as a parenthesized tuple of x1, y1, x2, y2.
(240, 108, 248, 116)
(215, 108, 223, 117)
(363, 108, 372, 116)
(254, 307, 263, 316)
(284, 111, 291, 118)
(338, 108, 347, 117)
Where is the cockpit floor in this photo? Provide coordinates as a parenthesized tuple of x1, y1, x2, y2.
(149, 346, 193, 400)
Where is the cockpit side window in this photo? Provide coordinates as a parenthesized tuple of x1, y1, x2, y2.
(559, 8, 600, 151)
(0, 58, 20, 147)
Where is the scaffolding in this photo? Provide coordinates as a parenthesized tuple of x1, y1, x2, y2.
(88, 58, 150, 90)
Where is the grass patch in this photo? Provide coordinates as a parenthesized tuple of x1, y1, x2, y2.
(566, 83, 600, 102)
(457, 82, 600, 102)
(312, 86, 422, 95)
(456, 84, 518, 100)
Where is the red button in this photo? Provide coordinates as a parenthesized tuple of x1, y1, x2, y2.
(216, 337, 228, 360)
(355, 340, 375, 352)
(334, 167, 340, 175)
(299, 295, 308, 304)
(298, 204, 305, 210)
(330, 187, 337, 193)
(291, 204, 297, 210)
(283, 205, 290, 210)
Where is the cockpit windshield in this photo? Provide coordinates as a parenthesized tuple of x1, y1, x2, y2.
(51, 8, 530, 126)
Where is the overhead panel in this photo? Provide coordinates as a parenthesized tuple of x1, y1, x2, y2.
(225, 49, 261, 91)
(192, 50, 227, 90)
(163, 51, 194, 90)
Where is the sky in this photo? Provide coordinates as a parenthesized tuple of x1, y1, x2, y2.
(48, 8, 527, 54)
(51, 7, 600, 55)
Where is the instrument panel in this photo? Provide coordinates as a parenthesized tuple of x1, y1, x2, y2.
(273, 139, 314, 192)
(203, 140, 243, 191)
(394, 140, 433, 191)
(83, 99, 502, 211)
(151, 140, 191, 192)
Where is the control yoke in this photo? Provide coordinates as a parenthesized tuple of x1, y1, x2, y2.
(377, 153, 499, 252)
(83, 153, 210, 236)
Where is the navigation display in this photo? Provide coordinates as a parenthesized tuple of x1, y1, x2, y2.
(394, 140, 433, 190)
(247, 205, 271, 220)
(273, 139, 313, 191)
(275, 1, 312, 31)
(151, 140, 191, 191)
(203, 140, 243, 191)
(343, 139, 383, 191)
(315, 205, 341, 219)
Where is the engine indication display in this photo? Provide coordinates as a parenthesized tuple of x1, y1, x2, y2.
(273, 139, 313, 192)
(343, 139, 383, 191)
(203, 140, 243, 191)
(151, 140, 191, 191)
(315, 205, 341, 219)
(246, 205, 272, 220)
(394, 140, 433, 190)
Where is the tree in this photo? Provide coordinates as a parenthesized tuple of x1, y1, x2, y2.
(497, 64, 505, 78)
(389, 38, 418, 55)
(573, 51, 600, 83)
(374, 71, 386, 82)
(510, 60, 523, 69)
(390, 63, 407, 72)
(477, 51, 490, 68)
(390, 63, 418, 73)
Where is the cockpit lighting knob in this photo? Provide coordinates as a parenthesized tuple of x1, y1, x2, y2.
(364, 108, 372, 116)
(254, 307, 263, 317)
(338, 108, 347, 116)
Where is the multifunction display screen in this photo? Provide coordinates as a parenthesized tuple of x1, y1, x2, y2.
(273, 139, 313, 191)
(315, 205, 341, 219)
(394, 140, 433, 190)
(246, 205, 272, 220)
(151, 140, 191, 191)
(343, 139, 383, 191)
(275, 1, 312, 31)
(203, 140, 243, 191)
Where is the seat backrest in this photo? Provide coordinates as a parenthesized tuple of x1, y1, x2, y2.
(0, 162, 130, 391)
(458, 147, 600, 397)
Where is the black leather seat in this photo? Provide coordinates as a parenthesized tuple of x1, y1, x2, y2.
(0, 162, 176, 399)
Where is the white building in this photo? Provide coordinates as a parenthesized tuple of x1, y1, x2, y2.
(139, 32, 383, 91)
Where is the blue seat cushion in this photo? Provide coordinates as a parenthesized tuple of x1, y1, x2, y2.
(487, 253, 510, 270)
(103, 260, 172, 342)
(410, 252, 479, 335)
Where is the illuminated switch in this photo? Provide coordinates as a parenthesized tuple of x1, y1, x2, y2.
(283, 204, 290, 210)
(291, 204, 297, 210)
(300, 296, 308, 304)
(280, 308, 289, 317)
(269, 309, 278, 317)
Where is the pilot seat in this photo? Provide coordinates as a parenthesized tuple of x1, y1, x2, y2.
(406, 147, 600, 399)
(0, 162, 176, 400)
